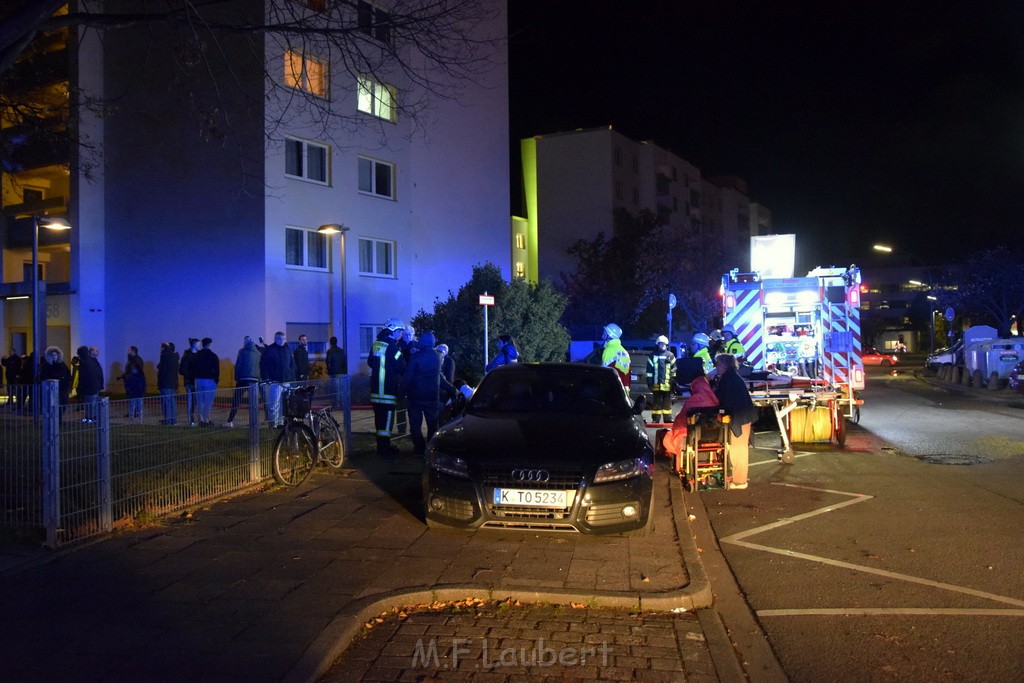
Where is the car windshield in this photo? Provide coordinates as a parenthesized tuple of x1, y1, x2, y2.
(468, 366, 631, 417)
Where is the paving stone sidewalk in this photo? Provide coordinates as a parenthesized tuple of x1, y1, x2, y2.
(0, 448, 722, 682)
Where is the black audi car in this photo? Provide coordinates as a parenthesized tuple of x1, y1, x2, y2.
(422, 363, 655, 534)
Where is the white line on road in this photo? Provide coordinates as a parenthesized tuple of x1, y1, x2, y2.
(720, 482, 1024, 610)
(759, 608, 1024, 617)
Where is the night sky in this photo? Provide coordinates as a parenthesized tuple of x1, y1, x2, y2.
(508, 1, 1024, 271)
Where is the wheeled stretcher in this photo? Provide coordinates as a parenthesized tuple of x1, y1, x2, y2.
(679, 408, 732, 492)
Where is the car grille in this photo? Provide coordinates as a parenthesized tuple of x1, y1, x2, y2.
(479, 464, 583, 490)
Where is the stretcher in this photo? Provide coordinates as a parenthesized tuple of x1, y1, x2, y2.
(744, 375, 861, 463)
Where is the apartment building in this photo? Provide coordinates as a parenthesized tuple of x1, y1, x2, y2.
(1, 1, 510, 388)
(518, 126, 770, 283)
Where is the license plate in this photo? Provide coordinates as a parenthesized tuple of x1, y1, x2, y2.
(493, 488, 571, 508)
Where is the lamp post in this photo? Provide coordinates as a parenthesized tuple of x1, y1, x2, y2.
(30, 214, 72, 384)
(317, 223, 350, 352)
(873, 243, 936, 352)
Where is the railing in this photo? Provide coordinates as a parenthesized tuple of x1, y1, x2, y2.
(1, 377, 352, 548)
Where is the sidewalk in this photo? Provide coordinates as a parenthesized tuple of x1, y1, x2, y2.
(0, 447, 740, 682)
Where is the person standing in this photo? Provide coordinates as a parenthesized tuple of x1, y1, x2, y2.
(157, 341, 179, 425)
(691, 332, 714, 376)
(225, 336, 261, 427)
(293, 334, 310, 382)
(368, 318, 407, 456)
(722, 324, 746, 361)
(436, 343, 455, 386)
(260, 331, 296, 428)
(713, 353, 758, 490)
(325, 336, 347, 409)
(2, 349, 22, 410)
(38, 346, 71, 417)
(179, 338, 200, 426)
(485, 334, 519, 372)
(400, 331, 455, 456)
(192, 337, 219, 427)
(600, 323, 631, 392)
(119, 346, 146, 422)
(646, 335, 677, 423)
(77, 345, 103, 423)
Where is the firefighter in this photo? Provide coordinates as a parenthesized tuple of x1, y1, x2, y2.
(368, 317, 407, 456)
(709, 329, 725, 358)
(646, 335, 677, 423)
(691, 332, 714, 376)
(601, 323, 631, 392)
(722, 324, 745, 361)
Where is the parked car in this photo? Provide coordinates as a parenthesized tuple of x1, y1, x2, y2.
(927, 340, 963, 370)
(862, 347, 899, 366)
(422, 363, 654, 535)
(1009, 361, 1024, 394)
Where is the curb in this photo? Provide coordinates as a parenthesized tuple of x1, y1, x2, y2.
(286, 470, 716, 683)
(913, 369, 1024, 405)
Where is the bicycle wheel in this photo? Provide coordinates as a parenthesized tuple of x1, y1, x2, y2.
(316, 412, 346, 470)
(273, 422, 318, 486)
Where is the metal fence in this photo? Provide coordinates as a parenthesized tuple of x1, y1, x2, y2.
(1, 377, 352, 547)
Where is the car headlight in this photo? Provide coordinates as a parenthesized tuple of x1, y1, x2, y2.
(594, 458, 642, 483)
(429, 452, 469, 478)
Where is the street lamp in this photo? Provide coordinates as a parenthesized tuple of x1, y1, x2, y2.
(317, 223, 350, 352)
(875, 243, 936, 352)
(31, 214, 71, 384)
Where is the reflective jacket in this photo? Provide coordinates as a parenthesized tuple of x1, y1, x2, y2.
(693, 347, 713, 375)
(368, 329, 405, 405)
(646, 349, 677, 391)
(601, 338, 631, 390)
(723, 338, 745, 358)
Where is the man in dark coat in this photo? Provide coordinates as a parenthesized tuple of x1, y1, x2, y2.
(38, 346, 71, 416)
(179, 338, 200, 426)
(293, 334, 310, 382)
(260, 331, 296, 427)
(2, 349, 22, 410)
(192, 337, 219, 427)
(157, 342, 179, 425)
(225, 336, 261, 427)
(77, 345, 104, 423)
(325, 336, 347, 409)
(713, 353, 757, 490)
(399, 332, 455, 455)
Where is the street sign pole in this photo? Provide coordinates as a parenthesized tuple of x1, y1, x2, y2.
(480, 292, 495, 372)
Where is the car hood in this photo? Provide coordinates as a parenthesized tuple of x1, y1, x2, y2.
(431, 412, 650, 464)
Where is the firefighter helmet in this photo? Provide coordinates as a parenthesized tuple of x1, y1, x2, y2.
(656, 335, 669, 345)
(692, 332, 710, 347)
(384, 317, 405, 331)
(722, 324, 736, 337)
(603, 323, 623, 340)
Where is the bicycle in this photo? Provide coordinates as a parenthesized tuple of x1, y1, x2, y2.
(272, 384, 346, 486)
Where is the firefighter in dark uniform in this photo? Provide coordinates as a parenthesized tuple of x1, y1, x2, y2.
(645, 335, 677, 423)
(368, 317, 407, 456)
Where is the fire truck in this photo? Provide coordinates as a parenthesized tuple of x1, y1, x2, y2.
(721, 264, 864, 459)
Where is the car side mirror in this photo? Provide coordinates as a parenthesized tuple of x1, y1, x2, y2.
(631, 394, 647, 415)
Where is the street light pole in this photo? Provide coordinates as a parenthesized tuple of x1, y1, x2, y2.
(874, 244, 936, 353)
(29, 214, 72, 385)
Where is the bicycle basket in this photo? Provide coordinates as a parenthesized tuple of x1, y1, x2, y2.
(284, 386, 315, 418)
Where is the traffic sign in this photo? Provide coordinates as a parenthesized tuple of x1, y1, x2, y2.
(945, 307, 954, 322)
(479, 295, 495, 306)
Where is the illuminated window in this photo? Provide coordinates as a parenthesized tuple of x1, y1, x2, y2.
(284, 137, 329, 184)
(284, 50, 328, 97)
(515, 233, 526, 250)
(285, 226, 329, 270)
(357, 76, 396, 122)
(291, 0, 327, 11)
(359, 324, 384, 357)
(358, 156, 394, 199)
(514, 262, 526, 279)
(357, 1, 392, 44)
(358, 237, 395, 277)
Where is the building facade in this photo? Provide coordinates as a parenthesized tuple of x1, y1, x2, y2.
(1, 1, 510, 391)
(518, 126, 770, 284)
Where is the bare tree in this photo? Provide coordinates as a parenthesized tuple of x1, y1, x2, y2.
(943, 247, 1024, 337)
(1, 0, 504, 178)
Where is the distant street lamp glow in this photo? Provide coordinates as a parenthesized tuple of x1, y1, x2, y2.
(873, 244, 892, 253)
(908, 279, 924, 286)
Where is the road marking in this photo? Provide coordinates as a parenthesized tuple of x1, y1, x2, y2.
(759, 608, 1024, 617)
(720, 483, 1024, 611)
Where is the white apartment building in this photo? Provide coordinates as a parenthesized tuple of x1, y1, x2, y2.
(1, 1, 509, 391)
(519, 126, 769, 283)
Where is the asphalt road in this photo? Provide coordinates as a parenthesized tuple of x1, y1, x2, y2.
(705, 366, 1024, 682)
